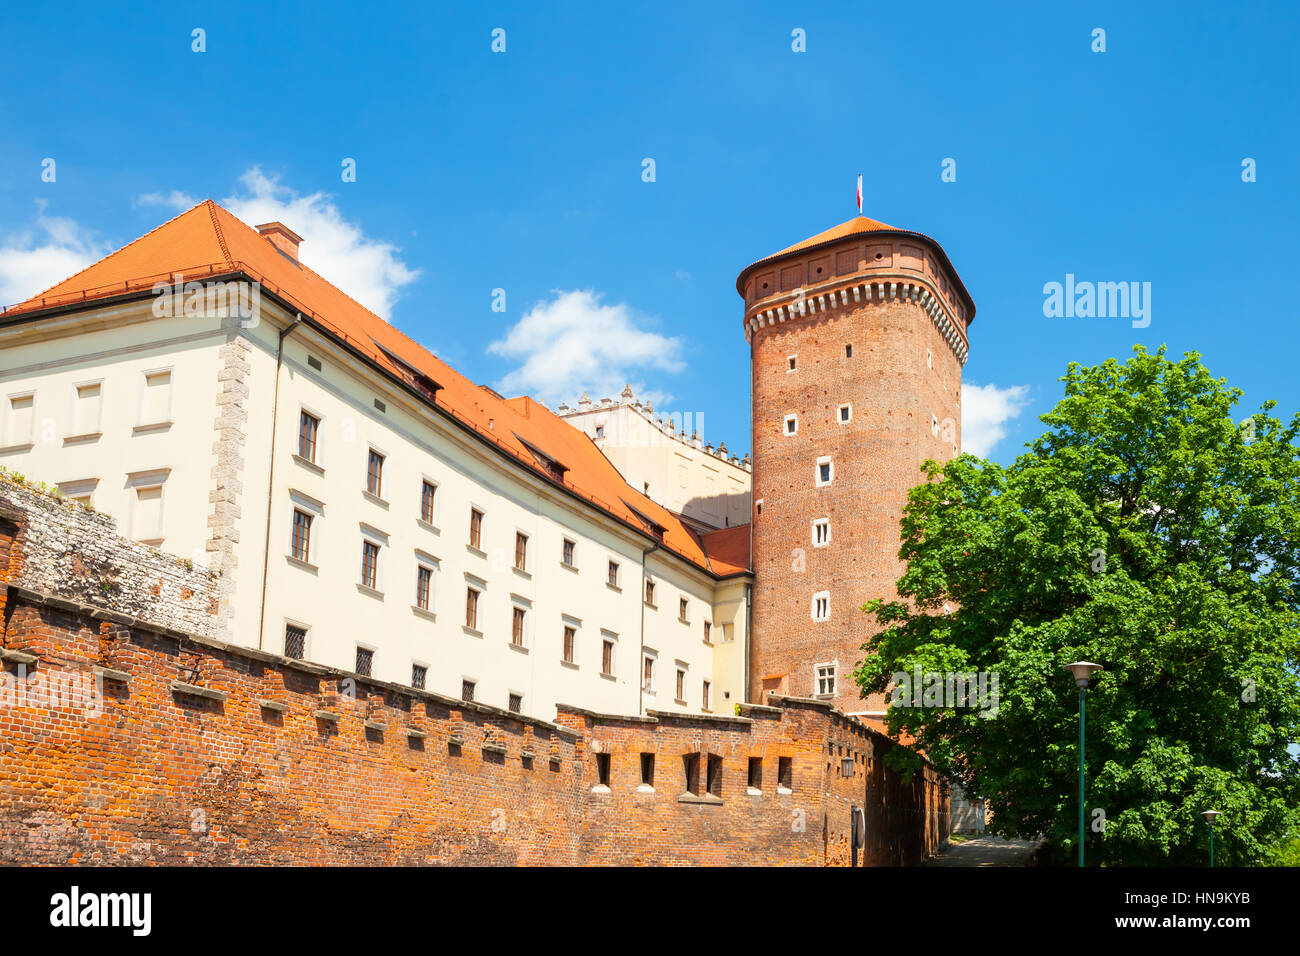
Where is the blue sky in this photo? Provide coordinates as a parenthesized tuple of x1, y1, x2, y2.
(2, 0, 1297, 463)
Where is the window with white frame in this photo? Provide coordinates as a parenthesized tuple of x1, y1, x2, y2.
(415, 561, 436, 612)
(812, 518, 831, 547)
(837, 403, 852, 424)
(642, 650, 657, 692)
(815, 457, 833, 487)
(784, 413, 798, 436)
(787, 355, 797, 372)
(814, 662, 837, 697)
(811, 591, 830, 622)
(359, 526, 387, 592)
(70, 381, 102, 438)
(601, 631, 617, 676)
(4, 392, 35, 447)
(57, 478, 98, 507)
(132, 484, 164, 544)
(138, 369, 172, 427)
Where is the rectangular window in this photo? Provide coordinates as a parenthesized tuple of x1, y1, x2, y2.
(511, 606, 526, 646)
(562, 538, 575, 567)
(683, 753, 700, 795)
(816, 458, 833, 487)
(678, 597, 689, 623)
(787, 355, 797, 372)
(602, 638, 615, 675)
(284, 624, 306, 660)
(815, 663, 837, 697)
(640, 753, 655, 787)
(747, 757, 762, 791)
(5, 393, 34, 445)
(813, 517, 831, 547)
(703, 621, 712, 642)
(420, 480, 437, 523)
(812, 591, 830, 622)
(778, 756, 793, 791)
(367, 450, 384, 498)
(607, 560, 619, 588)
(706, 754, 722, 797)
(563, 625, 576, 664)
(514, 531, 528, 571)
(411, 664, 427, 689)
(461, 679, 475, 702)
(133, 485, 164, 544)
(845, 344, 853, 358)
(644, 580, 656, 605)
(676, 668, 686, 701)
(784, 414, 797, 435)
(298, 411, 319, 462)
(642, 655, 655, 691)
(508, 693, 523, 714)
(838, 403, 852, 424)
(469, 508, 483, 549)
(702, 680, 711, 712)
(415, 565, 432, 610)
(361, 540, 380, 590)
(465, 587, 480, 630)
(355, 646, 373, 677)
(72, 382, 102, 436)
(291, 509, 313, 562)
(139, 370, 171, 425)
(596, 752, 611, 787)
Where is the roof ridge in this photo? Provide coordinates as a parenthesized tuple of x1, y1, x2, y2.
(204, 199, 234, 266)
(19, 199, 217, 305)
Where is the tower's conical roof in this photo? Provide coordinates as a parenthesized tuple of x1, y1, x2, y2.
(735, 213, 975, 322)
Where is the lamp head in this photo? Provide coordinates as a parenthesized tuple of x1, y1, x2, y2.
(841, 754, 855, 778)
(1063, 661, 1103, 688)
(1201, 809, 1221, 824)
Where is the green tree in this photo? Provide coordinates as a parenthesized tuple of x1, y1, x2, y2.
(855, 347, 1300, 865)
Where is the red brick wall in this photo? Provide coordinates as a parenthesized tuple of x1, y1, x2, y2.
(746, 240, 968, 713)
(0, 485, 948, 866)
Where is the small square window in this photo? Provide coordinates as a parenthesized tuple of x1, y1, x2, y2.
(355, 646, 374, 677)
(784, 414, 797, 435)
(284, 624, 306, 660)
(411, 664, 427, 689)
(461, 679, 476, 702)
(838, 404, 852, 424)
(508, 693, 523, 713)
(816, 458, 833, 487)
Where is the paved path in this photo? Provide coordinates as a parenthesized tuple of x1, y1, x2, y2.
(925, 835, 1041, 867)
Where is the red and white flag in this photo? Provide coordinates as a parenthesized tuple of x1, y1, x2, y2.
(856, 174, 863, 214)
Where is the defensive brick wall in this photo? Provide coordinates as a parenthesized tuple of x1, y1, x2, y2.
(0, 475, 947, 865)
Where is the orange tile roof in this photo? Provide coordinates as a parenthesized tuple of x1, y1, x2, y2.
(3, 201, 752, 579)
(697, 525, 750, 577)
(734, 213, 977, 321)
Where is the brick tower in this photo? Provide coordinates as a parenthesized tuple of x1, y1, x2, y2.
(739, 215, 975, 715)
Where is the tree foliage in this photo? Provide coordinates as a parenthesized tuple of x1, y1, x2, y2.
(855, 347, 1300, 865)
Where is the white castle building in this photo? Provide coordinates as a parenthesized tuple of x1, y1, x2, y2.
(0, 202, 752, 721)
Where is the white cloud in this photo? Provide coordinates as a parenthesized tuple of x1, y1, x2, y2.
(961, 382, 1031, 458)
(137, 167, 420, 318)
(487, 289, 685, 406)
(0, 202, 110, 307)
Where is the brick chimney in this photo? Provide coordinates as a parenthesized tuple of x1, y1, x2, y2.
(256, 222, 303, 261)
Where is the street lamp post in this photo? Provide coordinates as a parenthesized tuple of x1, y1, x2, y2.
(1064, 661, 1103, 867)
(1201, 810, 1221, 867)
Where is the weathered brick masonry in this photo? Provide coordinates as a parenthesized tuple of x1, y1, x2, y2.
(0, 475, 947, 865)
